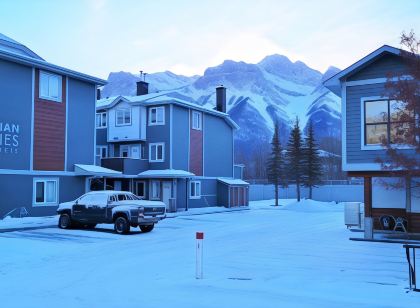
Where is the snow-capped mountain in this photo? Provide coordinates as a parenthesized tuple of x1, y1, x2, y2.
(101, 56, 341, 161)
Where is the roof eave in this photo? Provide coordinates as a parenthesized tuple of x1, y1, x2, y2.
(322, 45, 402, 97)
(0, 49, 107, 86)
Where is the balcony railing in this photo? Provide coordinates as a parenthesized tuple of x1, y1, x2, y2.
(101, 157, 149, 175)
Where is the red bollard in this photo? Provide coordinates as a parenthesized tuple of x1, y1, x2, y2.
(196, 232, 204, 279)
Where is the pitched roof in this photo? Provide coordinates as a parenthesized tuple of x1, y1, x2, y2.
(323, 45, 403, 96)
(97, 92, 239, 129)
(0, 33, 106, 86)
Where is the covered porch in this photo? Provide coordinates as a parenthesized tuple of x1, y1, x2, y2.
(349, 171, 420, 239)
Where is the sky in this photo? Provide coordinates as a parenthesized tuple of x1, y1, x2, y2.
(0, 0, 419, 79)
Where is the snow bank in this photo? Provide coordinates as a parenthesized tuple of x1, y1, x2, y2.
(0, 215, 58, 230)
(250, 198, 343, 212)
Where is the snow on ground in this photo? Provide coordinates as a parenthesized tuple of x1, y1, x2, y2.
(0, 199, 418, 307)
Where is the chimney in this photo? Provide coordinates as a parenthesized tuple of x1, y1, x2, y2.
(136, 80, 149, 96)
(96, 88, 101, 100)
(216, 85, 226, 113)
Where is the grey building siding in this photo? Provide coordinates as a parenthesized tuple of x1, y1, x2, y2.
(188, 178, 218, 208)
(217, 182, 230, 207)
(203, 114, 234, 177)
(146, 105, 170, 170)
(0, 174, 86, 217)
(347, 53, 409, 81)
(0, 59, 33, 170)
(66, 78, 96, 170)
(96, 128, 107, 145)
(172, 105, 189, 171)
(346, 83, 417, 163)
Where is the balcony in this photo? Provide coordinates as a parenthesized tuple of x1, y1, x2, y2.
(101, 157, 149, 175)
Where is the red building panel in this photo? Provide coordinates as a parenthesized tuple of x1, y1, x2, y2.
(33, 69, 66, 171)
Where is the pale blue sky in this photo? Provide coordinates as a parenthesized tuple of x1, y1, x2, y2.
(0, 0, 419, 79)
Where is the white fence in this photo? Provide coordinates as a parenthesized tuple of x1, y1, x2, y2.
(249, 184, 364, 202)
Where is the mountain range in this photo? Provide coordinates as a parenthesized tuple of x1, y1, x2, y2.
(101, 55, 342, 166)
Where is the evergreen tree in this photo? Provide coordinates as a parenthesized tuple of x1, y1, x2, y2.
(302, 121, 323, 199)
(286, 117, 304, 202)
(267, 122, 286, 206)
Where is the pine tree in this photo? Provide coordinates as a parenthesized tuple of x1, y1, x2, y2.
(302, 121, 323, 199)
(267, 122, 285, 206)
(286, 117, 304, 202)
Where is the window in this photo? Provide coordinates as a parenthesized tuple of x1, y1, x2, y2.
(136, 181, 146, 198)
(116, 109, 131, 126)
(149, 143, 164, 162)
(190, 181, 201, 199)
(96, 112, 107, 128)
(151, 180, 161, 199)
(120, 145, 129, 158)
(39, 71, 62, 102)
(192, 111, 202, 130)
(149, 107, 165, 125)
(364, 99, 414, 146)
(95, 146, 107, 165)
(34, 178, 58, 206)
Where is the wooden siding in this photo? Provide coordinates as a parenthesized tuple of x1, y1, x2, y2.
(347, 54, 409, 81)
(33, 69, 66, 170)
(189, 113, 203, 176)
(371, 208, 420, 233)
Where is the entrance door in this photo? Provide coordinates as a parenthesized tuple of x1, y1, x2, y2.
(131, 146, 140, 159)
(162, 181, 172, 211)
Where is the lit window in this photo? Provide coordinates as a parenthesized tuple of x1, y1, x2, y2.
(149, 107, 165, 125)
(190, 181, 201, 199)
(96, 112, 107, 128)
(34, 179, 58, 206)
(39, 71, 62, 102)
(364, 99, 414, 145)
(151, 180, 161, 199)
(192, 111, 202, 130)
(149, 143, 164, 162)
(116, 109, 131, 126)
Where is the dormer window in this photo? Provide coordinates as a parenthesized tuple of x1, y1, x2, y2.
(149, 107, 165, 125)
(39, 71, 62, 102)
(116, 109, 131, 126)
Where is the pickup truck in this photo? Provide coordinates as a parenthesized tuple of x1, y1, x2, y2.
(57, 191, 166, 234)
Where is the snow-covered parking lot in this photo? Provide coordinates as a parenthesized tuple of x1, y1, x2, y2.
(0, 200, 418, 307)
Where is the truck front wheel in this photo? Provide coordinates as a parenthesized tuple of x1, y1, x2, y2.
(58, 213, 72, 229)
(140, 224, 154, 233)
(114, 216, 130, 234)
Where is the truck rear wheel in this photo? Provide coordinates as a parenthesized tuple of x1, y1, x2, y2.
(140, 224, 154, 233)
(114, 216, 130, 234)
(58, 214, 72, 229)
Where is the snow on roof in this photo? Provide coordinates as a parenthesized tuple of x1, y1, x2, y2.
(138, 169, 195, 178)
(74, 164, 122, 176)
(218, 178, 249, 185)
(96, 92, 239, 129)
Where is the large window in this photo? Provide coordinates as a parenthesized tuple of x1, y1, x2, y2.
(39, 71, 62, 102)
(96, 112, 107, 128)
(150, 180, 161, 200)
(136, 181, 146, 198)
(34, 178, 58, 206)
(116, 109, 131, 126)
(149, 107, 165, 125)
(149, 143, 164, 162)
(192, 111, 202, 130)
(364, 99, 414, 146)
(190, 181, 201, 199)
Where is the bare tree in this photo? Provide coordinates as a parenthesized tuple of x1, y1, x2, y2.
(376, 30, 420, 174)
